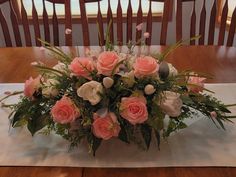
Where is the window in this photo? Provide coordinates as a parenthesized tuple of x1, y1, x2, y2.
(218, 0, 236, 25)
(16, 0, 167, 22)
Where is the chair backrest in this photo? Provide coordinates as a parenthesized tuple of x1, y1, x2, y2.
(79, 0, 172, 46)
(29, 0, 72, 46)
(0, 0, 22, 47)
(176, 0, 236, 46)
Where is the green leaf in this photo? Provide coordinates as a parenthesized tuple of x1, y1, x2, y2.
(218, 105, 231, 113)
(12, 110, 24, 127)
(154, 130, 161, 150)
(87, 134, 102, 156)
(215, 118, 226, 130)
(147, 117, 164, 131)
(181, 95, 194, 105)
(13, 117, 28, 127)
(140, 124, 152, 150)
(27, 115, 50, 136)
(178, 122, 187, 129)
(118, 126, 129, 143)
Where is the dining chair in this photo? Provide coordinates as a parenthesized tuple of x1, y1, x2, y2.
(0, 0, 22, 47)
(79, 0, 172, 46)
(29, 0, 72, 46)
(176, 0, 236, 46)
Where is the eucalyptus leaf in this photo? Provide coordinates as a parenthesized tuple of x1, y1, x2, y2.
(140, 124, 152, 150)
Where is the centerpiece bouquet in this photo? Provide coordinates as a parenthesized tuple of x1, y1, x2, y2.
(1, 25, 235, 156)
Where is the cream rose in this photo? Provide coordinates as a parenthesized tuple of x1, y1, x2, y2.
(103, 77, 114, 89)
(77, 81, 103, 105)
(53, 62, 67, 72)
(121, 71, 135, 87)
(42, 79, 59, 97)
(144, 84, 156, 95)
(159, 91, 183, 117)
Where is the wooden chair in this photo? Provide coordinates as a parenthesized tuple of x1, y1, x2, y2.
(30, 0, 72, 46)
(79, 0, 172, 46)
(0, 0, 22, 47)
(176, 0, 236, 46)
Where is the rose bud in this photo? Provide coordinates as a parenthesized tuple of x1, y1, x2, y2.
(144, 84, 156, 95)
(103, 77, 114, 89)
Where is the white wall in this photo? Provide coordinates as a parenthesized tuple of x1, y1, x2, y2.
(0, 0, 236, 47)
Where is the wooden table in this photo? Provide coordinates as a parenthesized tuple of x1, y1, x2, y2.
(0, 45, 236, 177)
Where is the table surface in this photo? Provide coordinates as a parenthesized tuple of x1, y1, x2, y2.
(0, 45, 236, 177)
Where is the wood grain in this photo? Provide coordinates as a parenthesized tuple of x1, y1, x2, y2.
(0, 167, 82, 177)
(0, 46, 236, 83)
(199, 0, 206, 45)
(32, 0, 41, 46)
(0, 8, 12, 47)
(9, 0, 22, 47)
(218, 0, 228, 46)
(116, 0, 123, 45)
(20, 0, 32, 46)
(227, 6, 236, 47)
(190, 0, 196, 45)
(42, 0, 50, 43)
(65, 0, 72, 46)
(208, 0, 217, 45)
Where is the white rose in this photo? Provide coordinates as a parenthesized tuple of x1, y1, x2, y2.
(168, 63, 178, 77)
(144, 84, 156, 95)
(121, 71, 135, 87)
(159, 91, 182, 117)
(103, 77, 114, 89)
(77, 81, 103, 105)
(42, 79, 59, 97)
(53, 62, 67, 72)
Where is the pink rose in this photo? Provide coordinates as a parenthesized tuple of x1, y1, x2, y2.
(24, 76, 41, 98)
(97, 51, 120, 76)
(120, 96, 148, 125)
(133, 56, 159, 78)
(188, 76, 206, 93)
(69, 57, 95, 79)
(51, 96, 80, 124)
(92, 112, 121, 140)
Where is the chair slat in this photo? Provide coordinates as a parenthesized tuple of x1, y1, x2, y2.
(97, 1, 104, 46)
(0, 8, 12, 47)
(218, 0, 228, 46)
(9, 0, 22, 46)
(136, 0, 142, 44)
(43, 0, 50, 43)
(160, 0, 170, 45)
(107, 0, 114, 43)
(20, 0, 31, 46)
(199, 0, 206, 45)
(79, 0, 90, 46)
(145, 0, 152, 45)
(176, 0, 182, 42)
(208, 0, 217, 45)
(52, 3, 59, 46)
(126, 0, 132, 43)
(190, 0, 196, 45)
(65, 0, 72, 46)
(227, 6, 236, 47)
(117, 0, 123, 45)
(32, 0, 41, 46)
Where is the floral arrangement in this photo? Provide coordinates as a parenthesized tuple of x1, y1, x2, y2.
(1, 27, 235, 156)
